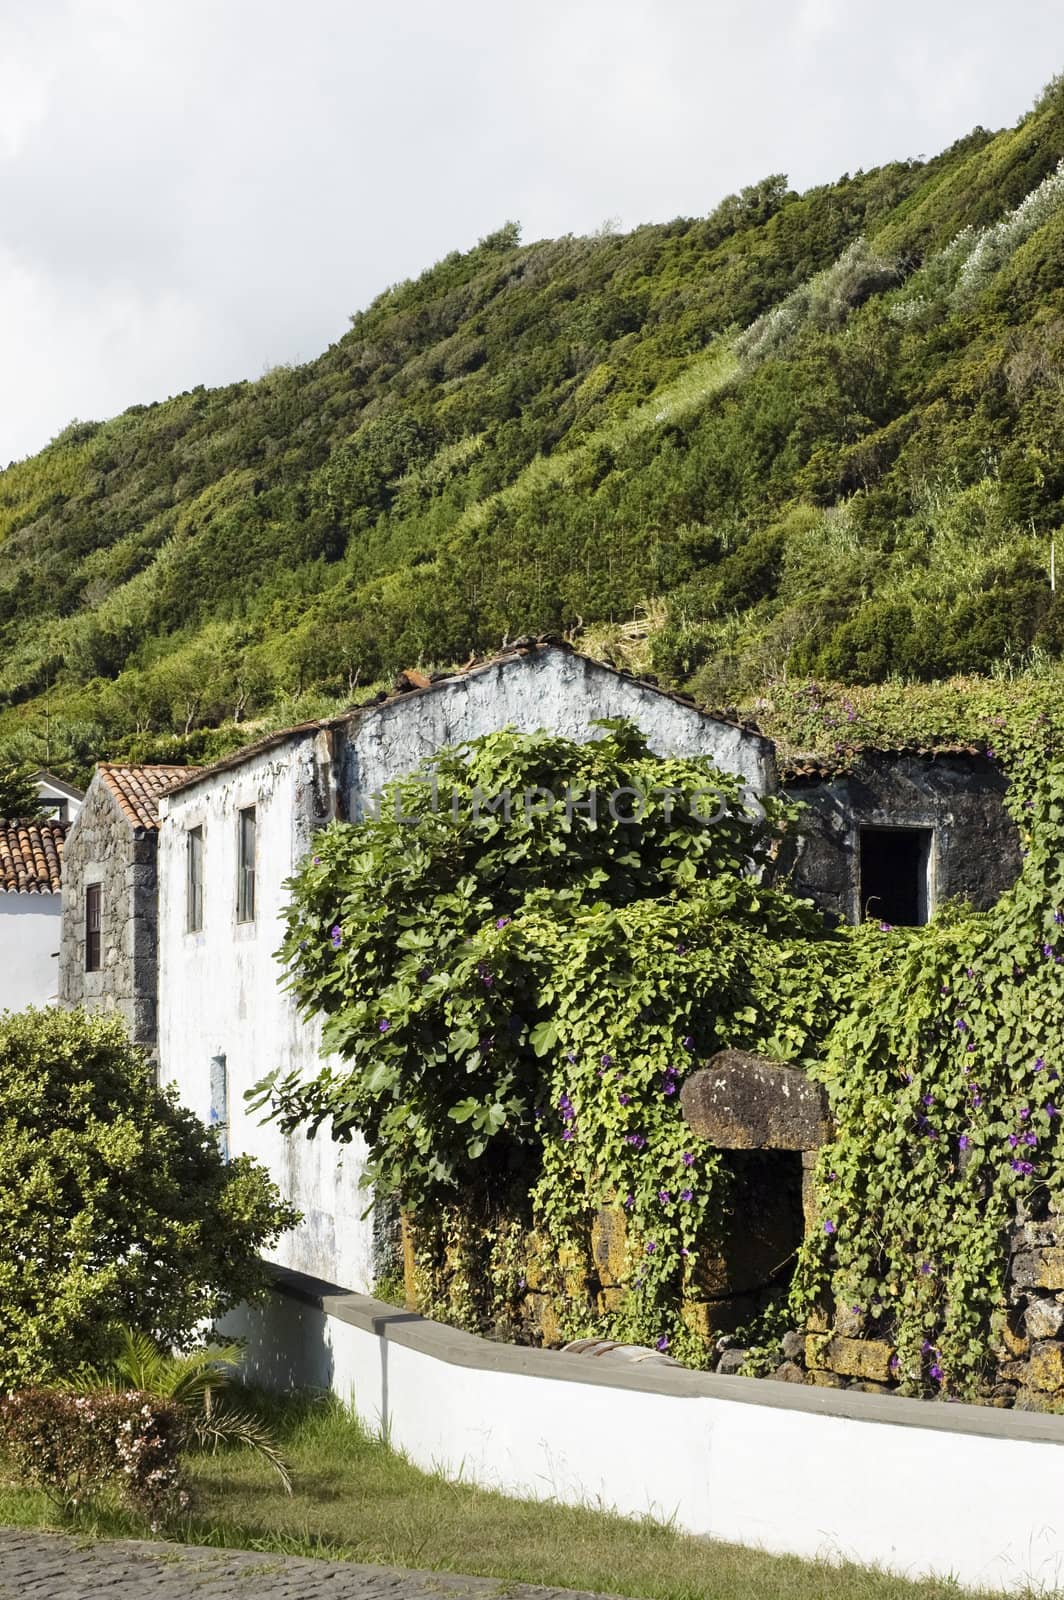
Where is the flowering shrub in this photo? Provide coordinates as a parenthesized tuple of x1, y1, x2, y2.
(0, 1387, 187, 1525)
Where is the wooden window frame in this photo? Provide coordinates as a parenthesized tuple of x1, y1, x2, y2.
(186, 825, 204, 933)
(236, 806, 256, 924)
(85, 883, 102, 972)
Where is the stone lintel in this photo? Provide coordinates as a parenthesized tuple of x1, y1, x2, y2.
(680, 1050, 831, 1152)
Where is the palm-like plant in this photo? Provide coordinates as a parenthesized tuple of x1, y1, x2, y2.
(65, 1326, 292, 1492)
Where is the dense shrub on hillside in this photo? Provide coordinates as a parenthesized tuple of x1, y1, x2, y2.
(0, 1008, 298, 1389)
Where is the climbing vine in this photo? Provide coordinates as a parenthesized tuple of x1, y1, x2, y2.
(255, 721, 841, 1362)
(258, 707, 1064, 1394)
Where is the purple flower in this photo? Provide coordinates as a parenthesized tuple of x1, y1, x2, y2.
(878, 921, 893, 932)
(658, 1189, 671, 1204)
(495, 916, 510, 929)
(680, 1188, 693, 1202)
(958, 1135, 970, 1152)
(1011, 1159, 1035, 1176)
(601, 1054, 613, 1068)
(561, 1128, 575, 1141)
(623, 1193, 634, 1209)
(955, 1018, 968, 1034)
(921, 1340, 935, 1355)
(619, 1092, 631, 1106)
(1020, 1106, 1031, 1120)
(1048, 1103, 1059, 1118)
(330, 925, 342, 949)
(1054, 911, 1063, 927)
(1025, 1131, 1038, 1147)
(567, 1051, 576, 1064)
(1035, 1057, 1046, 1073)
(922, 1094, 934, 1108)
(1008, 1134, 1020, 1148)
(655, 1336, 669, 1352)
(889, 1355, 900, 1374)
(663, 1081, 677, 1097)
(682, 1151, 695, 1167)
(675, 943, 687, 955)
(919, 1262, 933, 1276)
(1046, 944, 1056, 960)
(929, 1363, 944, 1382)
(823, 1219, 836, 1236)
(680, 1247, 689, 1258)
(626, 1133, 647, 1149)
(645, 1241, 657, 1254)
(378, 1018, 390, 1032)
(313, 855, 321, 865)
(682, 1036, 695, 1051)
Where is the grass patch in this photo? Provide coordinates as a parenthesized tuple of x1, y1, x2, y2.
(0, 1390, 1018, 1599)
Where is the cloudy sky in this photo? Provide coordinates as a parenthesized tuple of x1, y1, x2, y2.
(2, 1, 1063, 464)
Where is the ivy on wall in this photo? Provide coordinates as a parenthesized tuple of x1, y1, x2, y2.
(256, 713, 1064, 1392)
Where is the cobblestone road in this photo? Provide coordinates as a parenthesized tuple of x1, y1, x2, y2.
(0, 1530, 625, 1600)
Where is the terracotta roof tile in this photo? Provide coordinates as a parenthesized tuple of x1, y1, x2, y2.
(97, 765, 202, 830)
(0, 818, 67, 893)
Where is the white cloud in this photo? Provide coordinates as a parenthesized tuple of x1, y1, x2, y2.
(1, 0, 1063, 462)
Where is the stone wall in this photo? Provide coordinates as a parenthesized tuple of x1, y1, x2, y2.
(780, 752, 1021, 925)
(59, 778, 158, 1048)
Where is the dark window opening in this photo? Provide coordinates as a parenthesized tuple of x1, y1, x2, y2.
(859, 827, 933, 926)
(187, 825, 204, 932)
(237, 806, 256, 923)
(85, 883, 102, 971)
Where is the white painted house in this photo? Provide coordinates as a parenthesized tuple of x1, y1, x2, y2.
(0, 818, 67, 1011)
(156, 643, 777, 1291)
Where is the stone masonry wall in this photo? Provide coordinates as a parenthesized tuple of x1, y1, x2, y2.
(59, 778, 159, 1048)
(780, 752, 1022, 925)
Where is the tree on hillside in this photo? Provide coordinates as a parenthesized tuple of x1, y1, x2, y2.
(0, 757, 42, 819)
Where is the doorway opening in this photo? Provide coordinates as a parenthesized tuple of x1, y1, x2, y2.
(859, 826, 933, 926)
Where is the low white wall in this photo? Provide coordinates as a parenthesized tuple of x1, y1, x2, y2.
(224, 1269, 1064, 1595)
(0, 893, 61, 1011)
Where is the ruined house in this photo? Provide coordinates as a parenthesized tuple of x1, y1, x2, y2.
(780, 747, 1022, 927)
(153, 642, 777, 1290)
(59, 764, 199, 1050)
(60, 643, 1026, 1306)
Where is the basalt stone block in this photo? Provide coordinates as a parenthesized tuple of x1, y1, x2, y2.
(1012, 1249, 1064, 1291)
(1025, 1298, 1064, 1341)
(1028, 1341, 1064, 1393)
(680, 1052, 831, 1152)
(807, 1333, 895, 1382)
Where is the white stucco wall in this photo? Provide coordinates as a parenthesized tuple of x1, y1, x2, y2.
(0, 894, 61, 1011)
(342, 649, 776, 807)
(225, 1276, 1064, 1596)
(157, 738, 377, 1292)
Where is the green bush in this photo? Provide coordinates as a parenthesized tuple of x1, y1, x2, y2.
(0, 1007, 298, 1388)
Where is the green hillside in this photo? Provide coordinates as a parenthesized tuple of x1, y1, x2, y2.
(5, 77, 1064, 778)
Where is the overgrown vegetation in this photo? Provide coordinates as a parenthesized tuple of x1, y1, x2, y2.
(263, 709, 1064, 1396)
(4, 81, 1064, 778)
(260, 723, 839, 1362)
